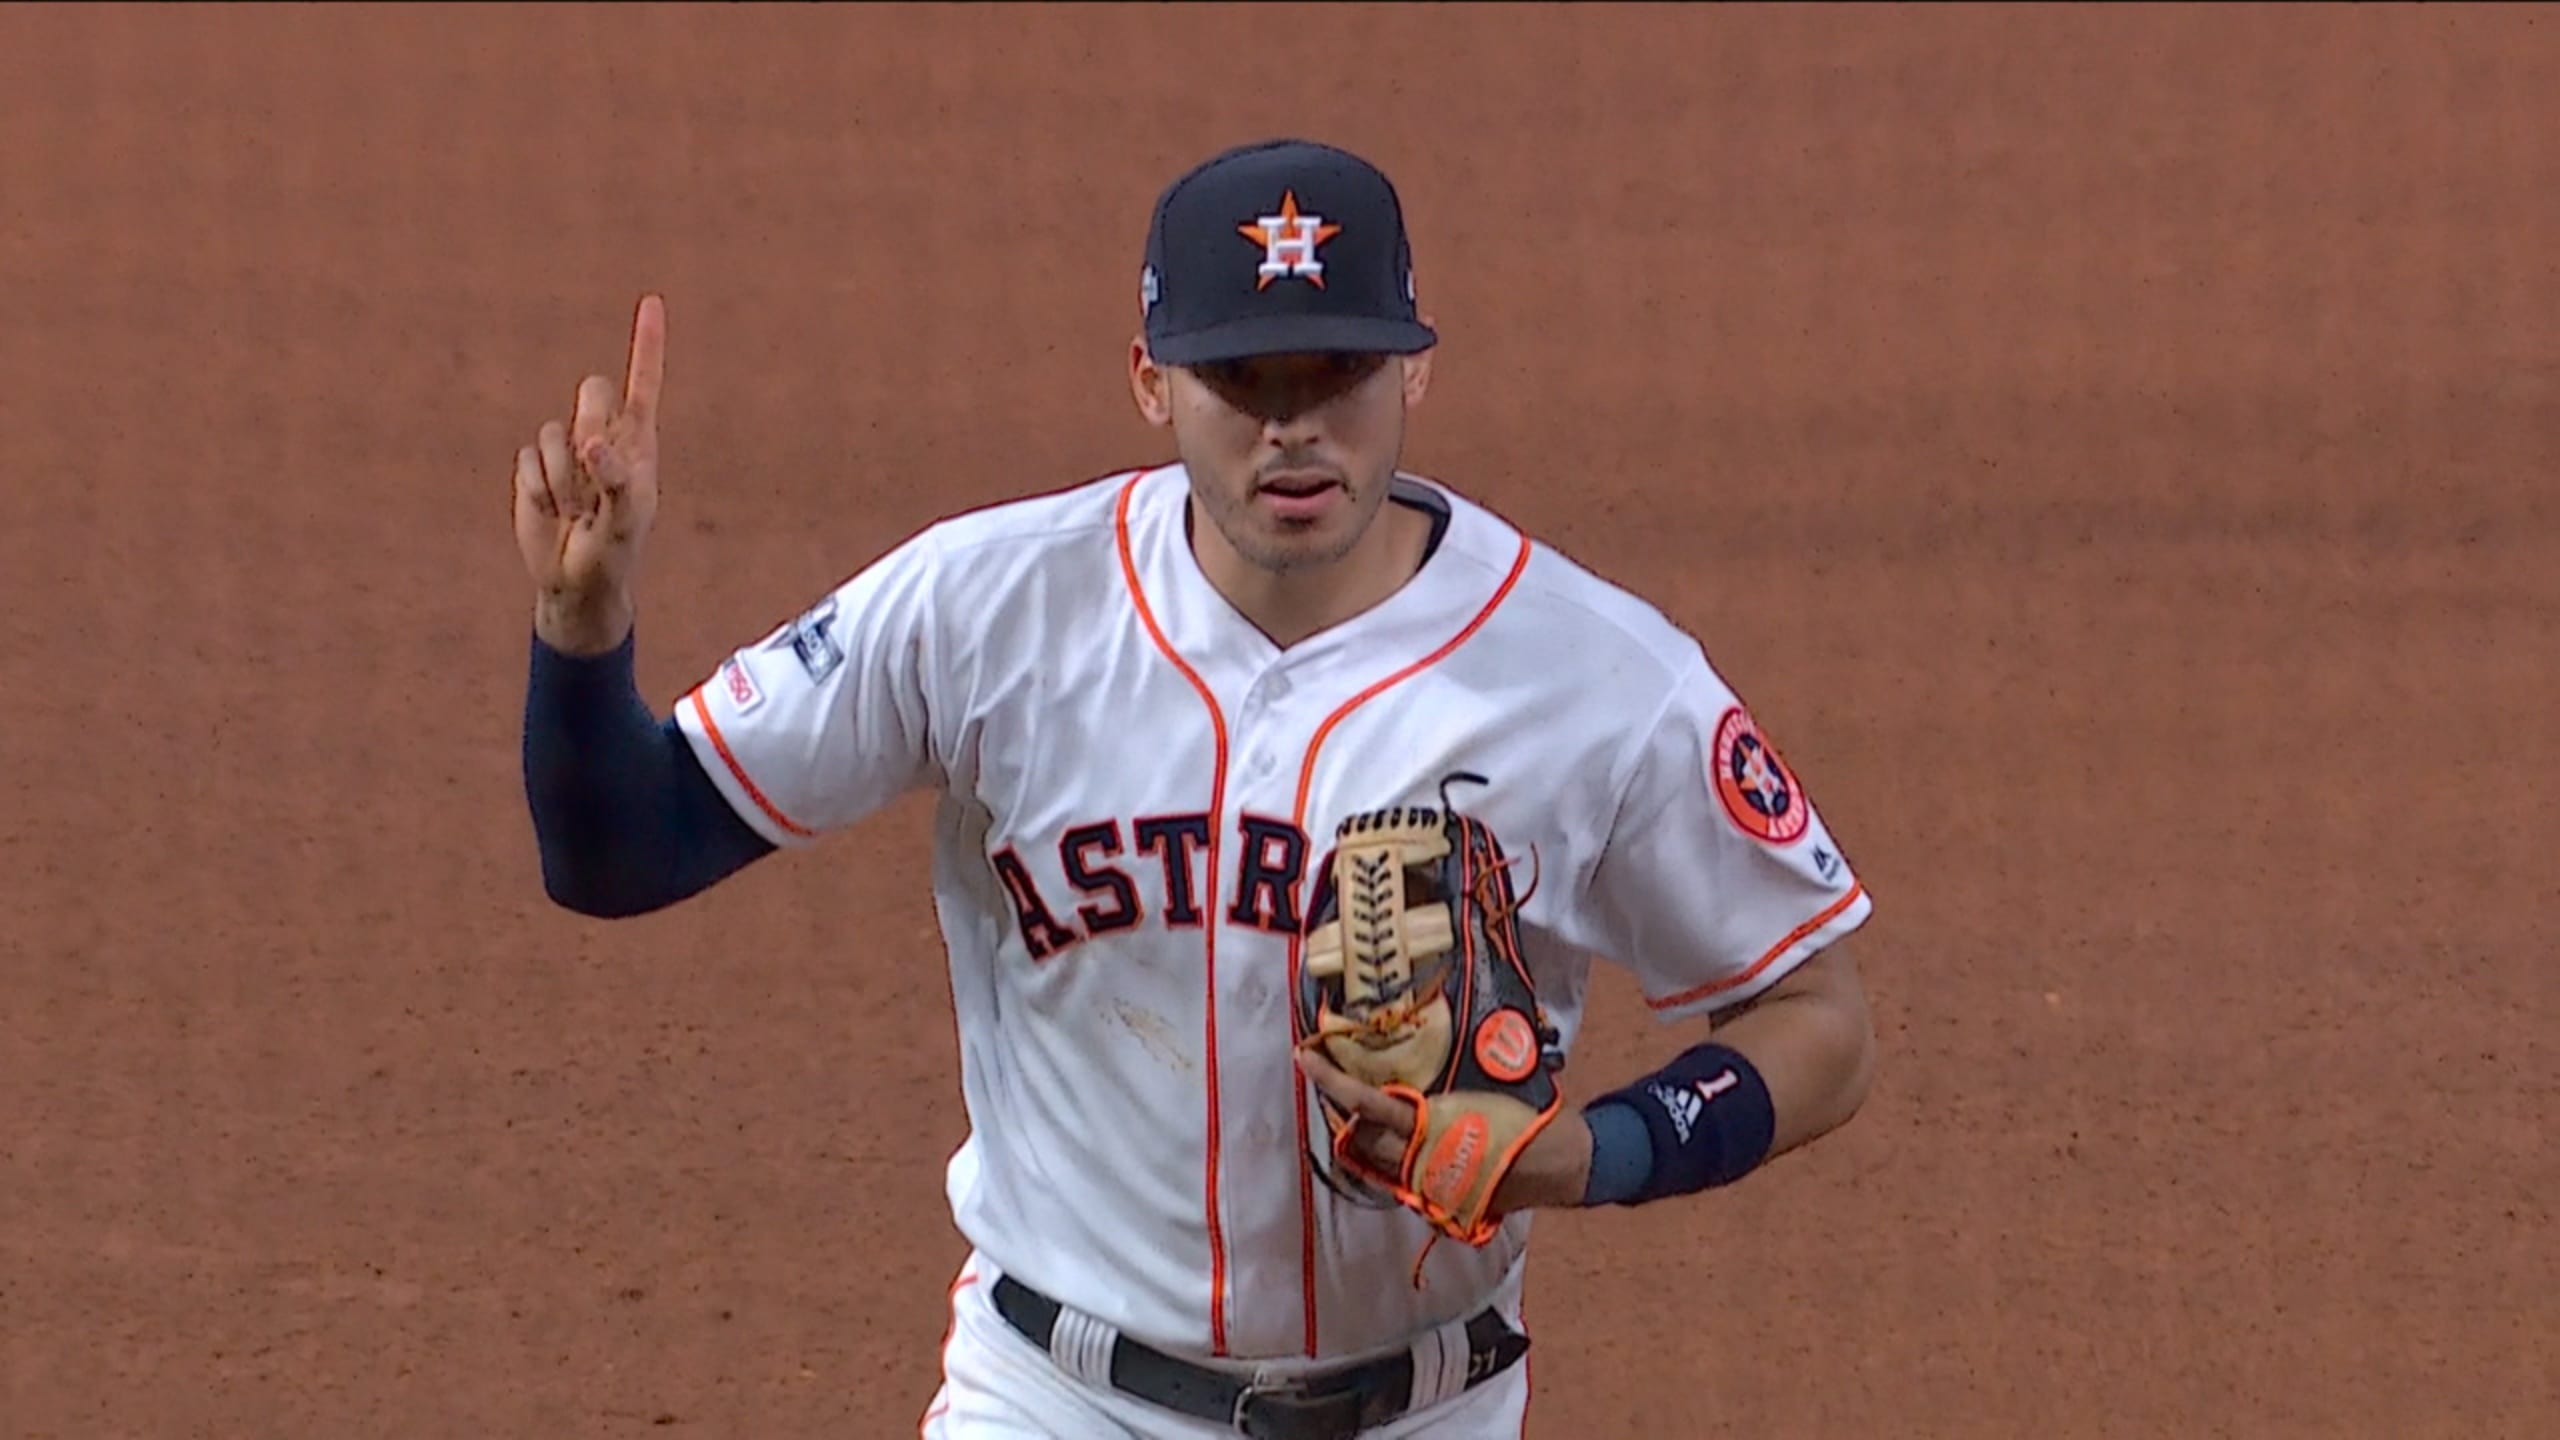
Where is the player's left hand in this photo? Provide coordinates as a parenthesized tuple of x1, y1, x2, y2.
(1297, 1045, 1595, 1214)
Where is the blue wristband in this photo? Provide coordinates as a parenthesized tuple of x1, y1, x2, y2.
(1587, 1043, 1777, 1206)
(1578, 1101, 1656, 1206)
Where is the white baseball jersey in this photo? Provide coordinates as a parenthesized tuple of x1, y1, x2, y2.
(673, 464, 1872, 1365)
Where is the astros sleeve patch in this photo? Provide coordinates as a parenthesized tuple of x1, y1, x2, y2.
(1583, 653, 1872, 1020)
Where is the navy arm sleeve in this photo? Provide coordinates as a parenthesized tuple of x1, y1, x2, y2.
(521, 628, 776, 917)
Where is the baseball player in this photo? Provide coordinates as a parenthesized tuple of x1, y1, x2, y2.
(514, 138, 1878, 1439)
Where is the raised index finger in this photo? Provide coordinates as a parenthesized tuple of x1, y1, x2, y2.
(621, 293, 666, 421)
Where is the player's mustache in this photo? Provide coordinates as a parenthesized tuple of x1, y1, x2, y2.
(1254, 454, 1349, 489)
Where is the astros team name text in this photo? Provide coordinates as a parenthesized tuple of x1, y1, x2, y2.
(993, 812, 1323, 960)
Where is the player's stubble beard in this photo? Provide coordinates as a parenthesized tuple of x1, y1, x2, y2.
(1183, 422, 1404, 580)
(1205, 466, 1365, 575)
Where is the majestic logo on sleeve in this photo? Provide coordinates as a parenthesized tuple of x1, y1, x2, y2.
(1238, 190, 1341, 290)
(1711, 706, 1810, 845)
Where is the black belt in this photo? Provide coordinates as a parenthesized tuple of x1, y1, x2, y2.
(990, 1273, 1529, 1440)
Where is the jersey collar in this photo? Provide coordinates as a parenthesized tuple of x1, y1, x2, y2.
(1123, 465, 1513, 676)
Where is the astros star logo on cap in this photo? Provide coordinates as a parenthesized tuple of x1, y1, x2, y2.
(1237, 190, 1342, 290)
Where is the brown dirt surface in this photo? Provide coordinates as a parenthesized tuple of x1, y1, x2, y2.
(2, 5, 2551, 1437)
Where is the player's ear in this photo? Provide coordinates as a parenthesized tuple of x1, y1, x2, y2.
(1399, 320, 1435, 410)
(1130, 337, 1173, 427)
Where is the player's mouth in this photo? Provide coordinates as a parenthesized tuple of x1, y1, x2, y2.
(1256, 472, 1345, 523)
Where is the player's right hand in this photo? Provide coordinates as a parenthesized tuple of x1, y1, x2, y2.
(514, 293, 666, 655)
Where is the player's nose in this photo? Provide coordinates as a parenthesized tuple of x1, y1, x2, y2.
(1256, 396, 1337, 445)
(1259, 416, 1319, 451)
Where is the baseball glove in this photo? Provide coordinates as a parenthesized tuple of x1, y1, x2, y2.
(1295, 772, 1565, 1254)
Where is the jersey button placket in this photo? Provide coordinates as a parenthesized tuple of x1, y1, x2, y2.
(1243, 668, 1291, 777)
(1216, 667, 1316, 1359)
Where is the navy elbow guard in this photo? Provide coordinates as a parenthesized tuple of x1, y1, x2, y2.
(1589, 1042, 1777, 1206)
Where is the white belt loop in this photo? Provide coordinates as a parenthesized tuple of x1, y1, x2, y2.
(1406, 1313, 1473, 1412)
(1439, 1313, 1474, 1403)
(1046, 1302, 1118, 1389)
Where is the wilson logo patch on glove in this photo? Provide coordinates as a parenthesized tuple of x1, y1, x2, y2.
(1421, 1111, 1491, 1199)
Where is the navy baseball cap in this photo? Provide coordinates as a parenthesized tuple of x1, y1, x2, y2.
(1139, 138, 1437, 365)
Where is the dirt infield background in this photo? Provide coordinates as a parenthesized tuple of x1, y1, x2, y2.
(2, 4, 2551, 1436)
